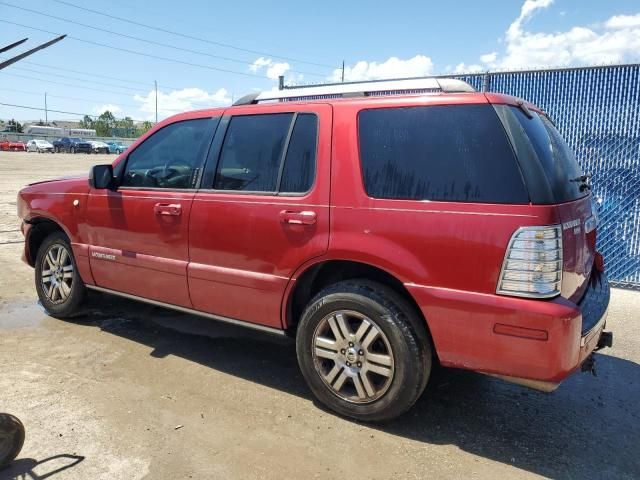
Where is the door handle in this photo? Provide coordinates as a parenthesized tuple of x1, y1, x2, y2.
(280, 210, 317, 225)
(154, 203, 182, 216)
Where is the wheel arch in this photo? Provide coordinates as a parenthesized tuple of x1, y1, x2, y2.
(25, 217, 70, 267)
(284, 259, 434, 350)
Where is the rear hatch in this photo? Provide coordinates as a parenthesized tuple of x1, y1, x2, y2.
(493, 100, 597, 303)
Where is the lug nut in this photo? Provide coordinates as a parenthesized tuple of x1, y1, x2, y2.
(357, 362, 362, 368)
(346, 361, 351, 367)
(340, 349, 346, 354)
(348, 342, 354, 347)
(358, 350, 364, 356)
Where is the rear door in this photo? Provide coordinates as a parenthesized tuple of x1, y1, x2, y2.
(188, 104, 332, 328)
(86, 117, 217, 307)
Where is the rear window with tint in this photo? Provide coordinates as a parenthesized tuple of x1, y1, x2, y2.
(511, 107, 586, 203)
(358, 105, 529, 203)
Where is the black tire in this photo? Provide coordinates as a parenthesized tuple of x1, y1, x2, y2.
(296, 280, 431, 422)
(0, 414, 25, 469)
(54, 146, 59, 153)
(70, 146, 75, 154)
(34, 231, 86, 318)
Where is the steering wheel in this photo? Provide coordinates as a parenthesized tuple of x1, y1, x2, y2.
(145, 159, 192, 187)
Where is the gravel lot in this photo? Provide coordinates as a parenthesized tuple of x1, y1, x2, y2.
(0, 151, 639, 480)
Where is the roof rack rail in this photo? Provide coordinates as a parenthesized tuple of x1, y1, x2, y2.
(232, 77, 476, 106)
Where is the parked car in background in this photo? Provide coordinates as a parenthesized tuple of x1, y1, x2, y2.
(0, 140, 26, 151)
(52, 137, 92, 154)
(105, 141, 128, 154)
(16, 79, 612, 422)
(89, 141, 110, 154)
(26, 139, 54, 153)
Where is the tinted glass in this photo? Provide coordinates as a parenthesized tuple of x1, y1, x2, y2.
(279, 114, 317, 193)
(121, 118, 212, 189)
(358, 105, 529, 203)
(511, 107, 585, 202)
(214, 113, 293, 192)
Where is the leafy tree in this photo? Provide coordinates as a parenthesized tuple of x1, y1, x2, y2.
(139, 121, 154, 135)
(7, 119, 23, 133)
(94, 110, 116, 136)
(79, 115, 94, 129)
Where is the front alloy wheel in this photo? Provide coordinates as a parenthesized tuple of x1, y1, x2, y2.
(313, 310, 394, 403)
(35, 232, 86, 318)
(40, 243, 74, 304)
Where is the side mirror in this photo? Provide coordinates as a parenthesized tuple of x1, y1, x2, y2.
(89, 164, 116, 190)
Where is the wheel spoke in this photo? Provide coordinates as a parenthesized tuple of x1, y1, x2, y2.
(335, 313, 352, 340)
(62, 264, 74, 272)
(315, 347, 337, 361)
(359, 372, 375, 397)
(55, 246, 63, 264)
(42, 275, 52, 283)
(366, 362, 392, 378)
(352, 374, 367, 399)
(63, 271, 74, 279)
(50, 284, 59, 301)
(361, 327, 379, 350)
(59, 248, 68, 266)
(367, 353, 392, 367)
(59, 281, 71, 298)
(333, 371, 348, 391)
(41, 269, 53, 277)
(47, 250, 57, 267)
(324, 365, 341, 384)
(315, 336, 338, 352)
(328, 315, 346, 341)
(354, 319, 371, 342)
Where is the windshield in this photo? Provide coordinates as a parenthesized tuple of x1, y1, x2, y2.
(511, 107, 586, 202)
(70, 137, 82, 142)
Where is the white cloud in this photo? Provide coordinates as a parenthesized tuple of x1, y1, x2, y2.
(484, 1, 640, 69)
(453, 63, 484, 74)
(480, 52, 497, 64)
(134, 88, 231, 120)
(330, 55, 434, 82)
(92, 104, 122, 115)
(605, 14, 640, 29)
(250, 57, 291, 80)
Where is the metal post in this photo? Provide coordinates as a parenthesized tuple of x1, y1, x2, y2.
(341, 60, 345, 83)
(278, 75, 284, 90)
(154, 80, 158, 123)
(44, 92, 47, 124)
(482, 72, 491, 92)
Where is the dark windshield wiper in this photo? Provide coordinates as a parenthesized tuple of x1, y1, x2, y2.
(570, 173, 592, 191)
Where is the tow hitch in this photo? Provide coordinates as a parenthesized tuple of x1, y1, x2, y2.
(582, 331, 613, 377)
(596, 331, 613, 350)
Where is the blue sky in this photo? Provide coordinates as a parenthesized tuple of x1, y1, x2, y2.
(1, 0, 639, 122)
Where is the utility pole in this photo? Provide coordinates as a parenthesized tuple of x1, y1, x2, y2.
(341, 60, 345, 83)
(154, 80, 158, 123)
(44, 92, 48, 124)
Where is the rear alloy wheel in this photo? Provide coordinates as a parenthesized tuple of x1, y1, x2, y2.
(0, 414, 24, 468)
(297, 280, 431, 422)
(35, 232, 86, 318)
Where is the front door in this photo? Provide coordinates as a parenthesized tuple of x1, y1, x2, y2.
(86, 117, 218, 307)
(188, 105, 332, 328)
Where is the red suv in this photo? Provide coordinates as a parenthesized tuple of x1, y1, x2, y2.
(17, 78, 612, 421)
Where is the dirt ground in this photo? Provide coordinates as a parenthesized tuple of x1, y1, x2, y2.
(0, 151, 638, 480)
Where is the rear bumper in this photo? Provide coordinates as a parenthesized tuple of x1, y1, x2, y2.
(406, 269, 611, 386)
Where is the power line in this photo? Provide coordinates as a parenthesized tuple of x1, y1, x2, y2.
(0, 101, 147, 122)
(54, 0, 337, 70)
(0, 87, 143, 109)
(0, 2, 327, 77)
(16, 59, 186, 91)
(10, 65, 147, 93)
(0, 19, 269, 79)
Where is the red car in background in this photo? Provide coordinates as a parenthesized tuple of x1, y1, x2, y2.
(0, 140, 27, 152)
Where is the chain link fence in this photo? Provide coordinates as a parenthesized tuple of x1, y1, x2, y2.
(456, 64, 640, 289)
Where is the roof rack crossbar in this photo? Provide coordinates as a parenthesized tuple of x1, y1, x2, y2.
(236, 77, 475, 105)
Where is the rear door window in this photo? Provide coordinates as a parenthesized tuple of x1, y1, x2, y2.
(511, 108, 586, 202)
(358, 105, 529, 203)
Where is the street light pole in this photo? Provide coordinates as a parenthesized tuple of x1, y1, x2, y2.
(154, 80, 158, 123)
(44, 91, 48, 124)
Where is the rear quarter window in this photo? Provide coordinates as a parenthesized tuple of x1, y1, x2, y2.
(358, 105, 529, 203)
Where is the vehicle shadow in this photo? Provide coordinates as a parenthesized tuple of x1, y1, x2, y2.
(0, 454, 84, 480)
(70, 293, 639, 479)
